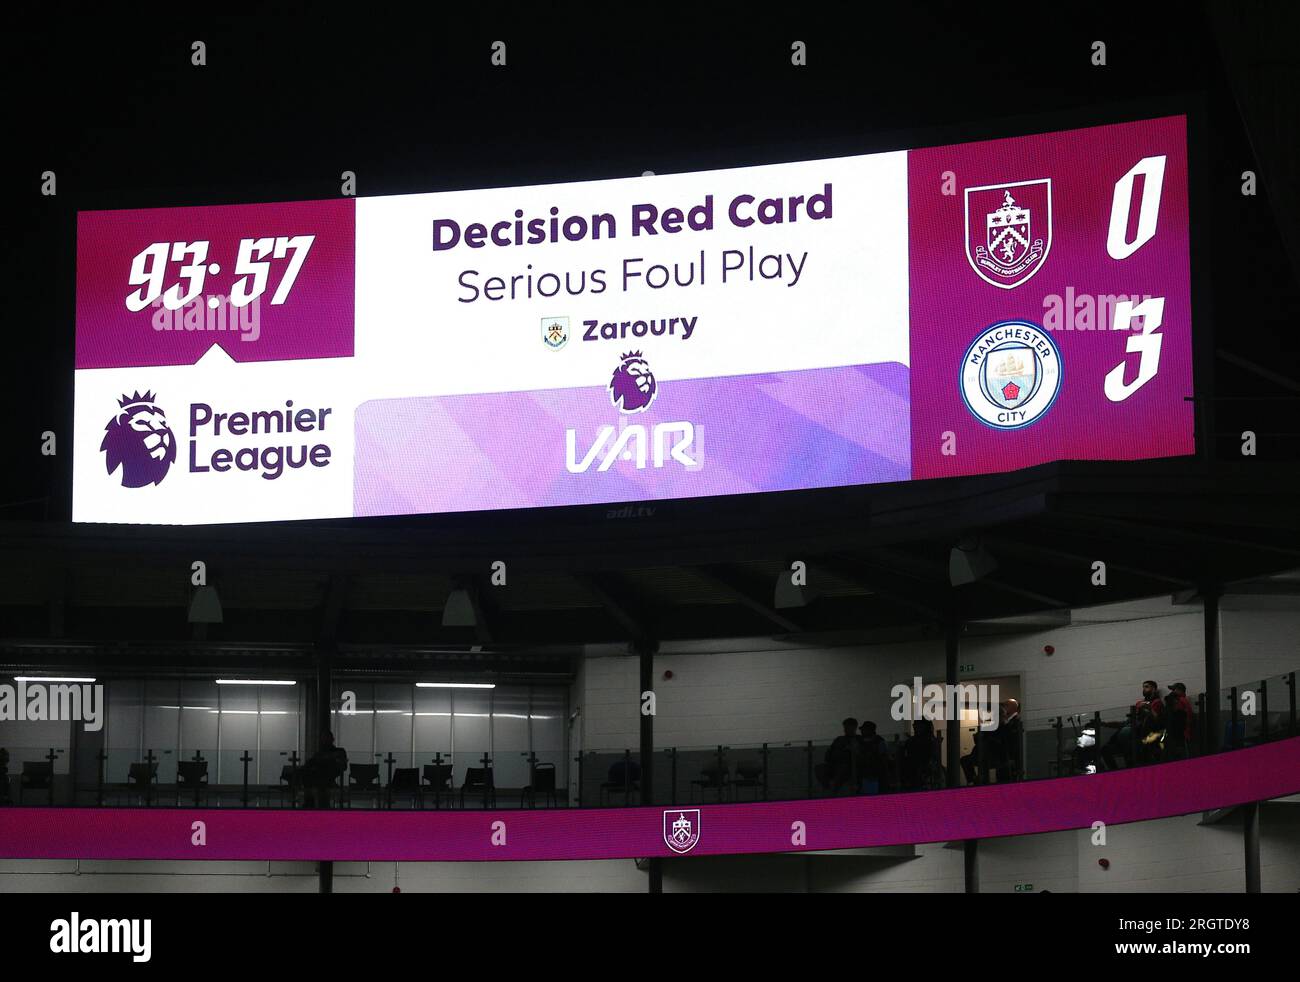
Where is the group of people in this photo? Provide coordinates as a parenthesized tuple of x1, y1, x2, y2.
(821, 699, 1025, 795)
(1099, 680, 1196, 768)
(822, 718, 893, 794)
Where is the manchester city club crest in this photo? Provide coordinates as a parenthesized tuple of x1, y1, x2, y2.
(964, 179, 1052, 289)
(541, 316, 569, 350)
(663, 808, 701, 854)
(960, 320, 1063, 429)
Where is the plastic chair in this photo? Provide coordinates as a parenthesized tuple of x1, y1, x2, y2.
(599, 760, 640, 805)
(176, 759, 209, 806)
(18, 761, 53, 804)
(387, 767, 421, 809)
(521, 762, 559, 808)
(421, 763, 454, 809)
(346, 763, 381, 808)
(460, 767, 495, 809)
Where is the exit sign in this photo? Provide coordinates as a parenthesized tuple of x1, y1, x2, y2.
(1014, 883, 1034, 892)
(960, 663, 975, 673)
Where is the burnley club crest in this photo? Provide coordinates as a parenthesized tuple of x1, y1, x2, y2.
(541, 316, 569, 351)
(964, 179, 1052, 289)
(663, 808, 701, 854)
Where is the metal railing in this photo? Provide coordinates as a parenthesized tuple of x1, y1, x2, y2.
(1, 672, 1294, 810)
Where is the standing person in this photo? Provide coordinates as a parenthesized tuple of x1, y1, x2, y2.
(1164, 683, 1196, 757)
(858, 721, 889, 794)
(961, 699, 1021, 784)
(900, 719, 936, 790)
(824, 718, 863, 793)
(998, 698, 1023, 779)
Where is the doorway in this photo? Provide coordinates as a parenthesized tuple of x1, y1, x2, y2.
(956, 674, 1022, 786)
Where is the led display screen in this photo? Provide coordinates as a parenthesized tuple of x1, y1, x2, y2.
(73, 115, 1193, 524)
(4, 736, 1296, 861)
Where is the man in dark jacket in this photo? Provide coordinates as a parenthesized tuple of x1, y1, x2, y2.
(858, 720, 890, 793)
(824, 717, 863, 793)
(961, 698, 1023, 784)
(299, 730, 348, 808)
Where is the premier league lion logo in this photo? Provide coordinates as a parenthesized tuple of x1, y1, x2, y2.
(100, 390, 177, 487)
(609, 351, 657, 414)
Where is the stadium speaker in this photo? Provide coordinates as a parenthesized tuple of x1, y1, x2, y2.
(187, 585, 223, 624)
(442, 587, 478, 627)
(949, 540, 998, 587)
(774, 574, 812, 609)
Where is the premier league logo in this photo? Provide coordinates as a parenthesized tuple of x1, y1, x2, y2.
(541, 316, 569, 351)
(663, 809, 701, 854)
(609, 351, 658, 413)
(100, 390, 177, 487)
(964, 179, 1052, 289)
(960, 321, 1062, 429)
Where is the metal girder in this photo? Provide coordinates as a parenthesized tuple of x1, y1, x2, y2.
(695, 564, 805, 634)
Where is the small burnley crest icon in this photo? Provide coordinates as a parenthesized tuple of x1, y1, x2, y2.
(664, 809, 701, 854)
(609, 351, 658, 413)
(964, 179, 1052, 289)
(101, 390, 177, 487)
(541, 316, 569, 350)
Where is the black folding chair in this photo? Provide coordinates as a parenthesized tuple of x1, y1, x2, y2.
(731, 759, 764, 801)
(346, 763, 381, 808)
(691, 763, 730, 802)
(18, 761, 53, 804)
(421, 763, 454, 809)
(127, 761, 159, 805)
(176, 760, 209, 806)
(599, 760, 640, 806)
(460, 766, 495, 809)
(387, 767, 421, 809)
(521, 762, 559, 808)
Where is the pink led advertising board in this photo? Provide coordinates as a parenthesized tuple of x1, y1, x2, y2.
(2, 737, 1294, 862)
(73, 115, 1193, 525)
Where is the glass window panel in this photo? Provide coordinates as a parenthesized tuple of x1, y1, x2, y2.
(413, 686, 452, 767)
(451, 689, 491, 785)
(179, 680, 219, 762)
(218, 684, 258, 786)
(143, 679, 180, 783)
(530, 685, 569, 793)
(491, 685, 531, 789)
(107, 679, 144, 756)
(106, 679, 144, 783)
(334, 683, 374, 762)
(375, 683, 413, 770)
(258, 683, 301, 785)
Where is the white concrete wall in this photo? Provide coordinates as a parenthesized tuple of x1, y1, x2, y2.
(578, 599, 1300, 749)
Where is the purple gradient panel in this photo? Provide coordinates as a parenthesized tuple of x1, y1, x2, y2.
(2, 737, 1297, 862)
(76, 198, 355, 368)
(909, 116, 1194, 479)
(353, 363, 911, 516)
